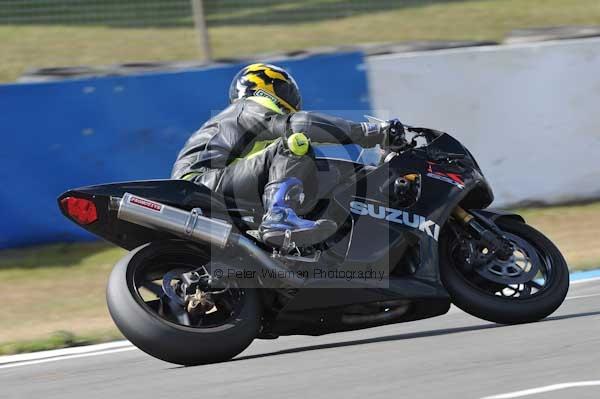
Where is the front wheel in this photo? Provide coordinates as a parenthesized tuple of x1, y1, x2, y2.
(440, 217, 569, 324)
(106, 240, 261, 366)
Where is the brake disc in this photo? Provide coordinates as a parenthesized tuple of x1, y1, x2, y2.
(161, 268, 189, 305)
(474, 232, 541, 285)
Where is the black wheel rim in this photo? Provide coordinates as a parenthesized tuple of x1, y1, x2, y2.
(447, 227, 555, 300)
(130, 251, 246, 328)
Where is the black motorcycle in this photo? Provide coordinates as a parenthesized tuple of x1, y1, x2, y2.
(58, 123, 569, 366)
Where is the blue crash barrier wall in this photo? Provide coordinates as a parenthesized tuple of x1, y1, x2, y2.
(0, 52, 371, 249)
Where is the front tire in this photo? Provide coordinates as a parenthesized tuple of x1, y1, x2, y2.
(106, 241, 261, 366)
(440, 218, 569, 324)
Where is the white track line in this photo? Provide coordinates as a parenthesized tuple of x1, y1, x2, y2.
(0, 340, 132, 365)
(565, 293, 600, 301)
(481, 381, 600, 398)
(0, 347, 137, 370)
(571, 276, 600, 285)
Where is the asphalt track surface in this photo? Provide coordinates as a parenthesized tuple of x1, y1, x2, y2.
(2, 279, 600, 399)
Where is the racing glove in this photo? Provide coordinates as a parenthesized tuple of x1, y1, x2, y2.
(360, 118, 405, 148)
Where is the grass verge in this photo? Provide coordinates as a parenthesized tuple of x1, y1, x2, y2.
(0, 329, 123, 356)
(0, 201, 598, 355)
(3, 0, 600, 82)
(518, 202, 600, 271)
(0, 242, 126, 354)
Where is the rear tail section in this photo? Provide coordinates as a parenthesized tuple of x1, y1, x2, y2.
(57, 179, 222, 250)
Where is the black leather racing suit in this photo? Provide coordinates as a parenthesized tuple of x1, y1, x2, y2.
(171, 98, 378, 205)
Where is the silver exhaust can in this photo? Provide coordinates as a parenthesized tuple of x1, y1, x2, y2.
(117, 193, 232, 248)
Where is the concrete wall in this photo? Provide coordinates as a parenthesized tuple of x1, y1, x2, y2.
(367, 38, 600, 207)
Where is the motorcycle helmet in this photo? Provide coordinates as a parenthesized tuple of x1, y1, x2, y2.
(229, 63, 302, 113)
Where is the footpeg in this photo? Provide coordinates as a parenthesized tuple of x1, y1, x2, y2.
(281, 229, 293, 251)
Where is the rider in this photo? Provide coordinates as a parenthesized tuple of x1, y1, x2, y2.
(171, 63, 397, 248)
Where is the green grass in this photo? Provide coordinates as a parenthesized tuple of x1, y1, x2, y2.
(2, 0, 600, 82)
(518, 202, 600, 270)
(0, 329, 123, 356)
(0, 201, 599, 355)
(0, 242, 125, 350)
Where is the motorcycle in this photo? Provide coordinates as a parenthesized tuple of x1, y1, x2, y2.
(58, 122, 569, 365)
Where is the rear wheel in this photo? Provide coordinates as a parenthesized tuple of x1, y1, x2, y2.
(440, 217, 569, 324)
(106, 240, 260, 365)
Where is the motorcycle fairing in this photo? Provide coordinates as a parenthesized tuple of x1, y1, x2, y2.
(314, 133, 494, 282)
(270, 133, 495, 327)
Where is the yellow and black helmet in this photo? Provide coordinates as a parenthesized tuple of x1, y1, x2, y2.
(229, 63, 302, 113)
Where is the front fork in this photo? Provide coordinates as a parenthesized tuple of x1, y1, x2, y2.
(452, 207, 513, 260)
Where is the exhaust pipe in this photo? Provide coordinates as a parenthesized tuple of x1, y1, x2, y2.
(226, 233, 305, 287)
(116, 193, 232, 248)
(115, 193, 303, 287)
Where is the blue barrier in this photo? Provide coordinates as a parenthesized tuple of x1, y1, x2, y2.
(0, 52, 371, 248)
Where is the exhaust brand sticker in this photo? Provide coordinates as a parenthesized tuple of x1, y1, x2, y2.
(129, 196, 163, 212)
(349, 200, 440, 241)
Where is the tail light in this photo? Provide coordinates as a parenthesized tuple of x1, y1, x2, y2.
(61, 197, 98, 225)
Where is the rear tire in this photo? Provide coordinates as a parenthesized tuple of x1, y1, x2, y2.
(106, 241, 260, 366)
(440, 218, 569, 324)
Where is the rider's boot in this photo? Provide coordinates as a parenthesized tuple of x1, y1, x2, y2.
(259, 178, 337, 248)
